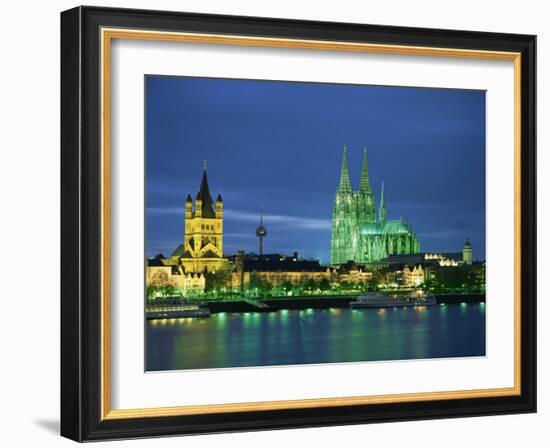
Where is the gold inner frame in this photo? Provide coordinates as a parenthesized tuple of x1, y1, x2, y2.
(100, 28, 522, 420)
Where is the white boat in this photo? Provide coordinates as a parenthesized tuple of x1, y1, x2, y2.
(350, 291, 437, 309)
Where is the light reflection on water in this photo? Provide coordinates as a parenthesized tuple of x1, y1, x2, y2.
(146, 304, 485, 371)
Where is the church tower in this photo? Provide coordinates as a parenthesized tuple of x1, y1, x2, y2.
(463, 238, 473, 265)
(378, 182, 387, 225)
(182, 162, 227, 273)
(356, 146, 377, 226)
(331, 146, 356, 265)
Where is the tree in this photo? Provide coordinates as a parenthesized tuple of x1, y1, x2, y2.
(250, 273, 274, 296)
(150, 270, 170, 288)
(205, 269, 232, 296)
(146, 285, 161, 300)
(431, 265, 485, 293)
(304, 278, 318, 293)
(148, 270, 180, 298)
(163, 284, 178, 298)
(319, 278, 331, 292)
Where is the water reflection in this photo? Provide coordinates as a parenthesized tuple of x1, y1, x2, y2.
(146, 304, 485, 371)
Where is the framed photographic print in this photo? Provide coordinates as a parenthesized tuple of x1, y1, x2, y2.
(60, 6, 536, 441)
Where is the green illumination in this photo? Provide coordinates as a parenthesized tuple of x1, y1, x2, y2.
(330, 146, 420, 264)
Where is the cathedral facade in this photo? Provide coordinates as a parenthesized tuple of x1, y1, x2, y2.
(178, 163, 229, 273)
(330, 146, 420, 265)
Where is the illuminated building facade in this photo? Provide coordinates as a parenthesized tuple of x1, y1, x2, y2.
(180, 163, 229, 273)
(230, 252, 335, 291)
(330, 146, 420, 265)
(402, 264, 425, 287)
(145, 261, 206, 297)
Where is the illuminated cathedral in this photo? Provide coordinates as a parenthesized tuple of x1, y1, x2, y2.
(179, 162, 229, 273)
(330, 146, 420, 265)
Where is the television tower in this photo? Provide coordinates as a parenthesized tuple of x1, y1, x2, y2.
(255, 206, 268, 256)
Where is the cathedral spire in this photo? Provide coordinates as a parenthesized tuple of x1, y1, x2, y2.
(379, 181, 387, 224)
(359, 145, 372, 194)
(195, 161, 216, 218)
(338, 145, 352, 193)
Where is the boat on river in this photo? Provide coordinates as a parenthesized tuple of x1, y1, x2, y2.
(350, 291, 437, 309)
(145, 303, 210, 319)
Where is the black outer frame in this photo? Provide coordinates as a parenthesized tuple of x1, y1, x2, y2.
(60, 6, 536, 442)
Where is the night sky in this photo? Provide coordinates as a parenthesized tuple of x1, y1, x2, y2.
(145, 75, 486, 263)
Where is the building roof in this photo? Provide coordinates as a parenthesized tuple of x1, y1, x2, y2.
(358, 218, 414, 236)
(380, 252, 464, 266)
(244, 258, 325, 273)
(384, 262, 424, 273)
(201, 250, 220, 259)
(146, 254, 166, 266)
(230, 252, 325, 273)
(359, 222, 382, 235)
(337, 260, 371, 272)
(195, 169, 216, 218)
(171, 244, 185, 258)
(380, 253, 426, 265)
(383, 219, 413, 234)
(440, 252, 463, 261)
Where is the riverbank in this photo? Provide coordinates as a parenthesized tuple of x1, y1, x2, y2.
(205, 293, 485, 313)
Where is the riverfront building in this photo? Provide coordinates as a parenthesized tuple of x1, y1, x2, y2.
(330, 146, 420, 265)
(146, 256, 206, 297)
(145, 159, 481, 298)
(229, 251, 335, 292)
(378, 240, 475, 269)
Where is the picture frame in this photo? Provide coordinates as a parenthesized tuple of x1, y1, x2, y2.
(60, 5, 536, 441)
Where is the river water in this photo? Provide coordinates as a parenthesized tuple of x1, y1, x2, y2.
(146, 303, 485, 371)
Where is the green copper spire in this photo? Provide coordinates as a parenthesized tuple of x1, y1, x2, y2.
(338, 145, 352, 193)
(379, 181, 387, 224)
(359, 146, 372, 194)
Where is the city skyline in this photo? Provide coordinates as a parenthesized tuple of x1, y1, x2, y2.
(146, 75, 486, 263)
